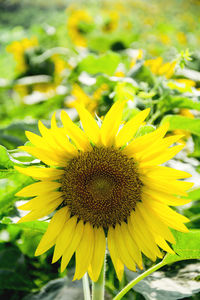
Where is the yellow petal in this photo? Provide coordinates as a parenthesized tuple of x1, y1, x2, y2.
(52, 216, 77, 263)
(142, 166, 192, 180)
(139, 144, 185, 167)
(131, 209, 163, 258)
(142, 198, 189, 232)
(138, 134, 184, 162)
(19, 146, 67, 167)
(38, 121, 64, 152)
(153, 235, 175, 254)
(15, 166, 64, 180)
(120, 222, 143, 269)
(61, 110, 91, 151)
(114, 224, 136, 271)
(115, 108, 150, 148)
(16, 181, 61, 197)
(75, 104, 101, 145)
(136, 202, 175, 244)
(60, 220, 84, 273)
(73, 222, 94, 280)
(142, 177, 193, 196)
(17, 198, 63, 223)
(123, 122, 169, 157)
(88, 227, 106, 282)
(101, 100, 126, 147)
(107, 226, 124, 281)
(25, 131, 49, 150)
(18, 191, 63, 210)
(50, 113, 78, 156)
(142, 187, 191, 206)
(128, 213, 157, 261)
(35, 206, 70, 256)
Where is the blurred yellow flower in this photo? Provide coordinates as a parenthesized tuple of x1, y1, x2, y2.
(177, 32, 187, 45)
(67, 9, 93, 47)
(102, 11, 119, 32)
(159, 33, 171, 45)
(6, 37, 38, 73)
(114, 71, 125, 77)
(175, 79, 195, 87)
(130, 49, 143, 68)
(67, 84, 108, 114)
(145, 57, 176, 79)
(167, 78, 196, 93)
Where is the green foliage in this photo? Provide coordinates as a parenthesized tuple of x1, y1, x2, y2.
(162, 115, 200, 136)
(163, 230, 200, 264)
(77, 52, 121, 76)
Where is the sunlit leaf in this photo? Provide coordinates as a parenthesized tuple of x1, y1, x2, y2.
(162, 115, 200, 136)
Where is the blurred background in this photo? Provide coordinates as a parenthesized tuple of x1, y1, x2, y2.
(0, 0, 200, 299)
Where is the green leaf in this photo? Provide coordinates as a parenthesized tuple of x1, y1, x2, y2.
(0, 244, 36, 291)
(114, 82, 136, 102)
(16, 220, 48, 235)
(78, 52, 121, 76)
(0, 169, 17, 179)
(162, 230, 200, 264)
(188, 188, 200, 201)
(161, 115, 200, 136)
(0, 145, 14, 169)
(135, 125, 155, 138)
(189, 136, 200, 158)
(0, 173, 33, 216)
(167, 96, 200, 111)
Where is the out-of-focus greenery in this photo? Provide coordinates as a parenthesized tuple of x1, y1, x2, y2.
(0, 0, 200, 299)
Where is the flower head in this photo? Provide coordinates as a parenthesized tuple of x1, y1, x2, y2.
(145, 57, 176, 78)
(16, 101, 193, 281)
(67, 10, 93, 47)
(6, 37, 38, 73)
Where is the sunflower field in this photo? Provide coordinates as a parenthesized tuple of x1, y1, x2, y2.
(0, 0, 200, 299)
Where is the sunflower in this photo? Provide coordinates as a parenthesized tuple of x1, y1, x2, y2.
(16, 101, 193, 282)
(145, 57, 176, 79)
(102, 11, 119, 33)
(6, 37, 38, 73)
(67, 10, 93, 47)
(67, 84, 109, 115)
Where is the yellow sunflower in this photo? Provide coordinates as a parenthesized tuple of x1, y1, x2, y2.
(15, 101, 193, 282)
(6, 37, 38, 73)
(145, 57, 176, 79)
(67, 10, 93, 47)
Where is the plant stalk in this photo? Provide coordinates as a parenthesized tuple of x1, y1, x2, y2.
(92, 253, 106, 300)
(82, 273, 91, 300)
(113, 260, 166, 300)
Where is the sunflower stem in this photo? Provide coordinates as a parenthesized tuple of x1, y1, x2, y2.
(113, 260, 166, 300)
(82, 273, 91, 300)
(92, 253, 106, 300)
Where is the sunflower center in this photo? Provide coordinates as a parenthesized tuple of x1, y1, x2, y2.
(61, 147, 142, 228)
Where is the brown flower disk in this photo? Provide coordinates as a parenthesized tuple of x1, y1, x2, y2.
(61, 147, 142, 228)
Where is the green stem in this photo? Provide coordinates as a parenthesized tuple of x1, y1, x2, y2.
(82, 273, 91, 300)
(113, 261, 166, 300)
(92, 253, 106, 300)
(148, 110, 161, 124)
